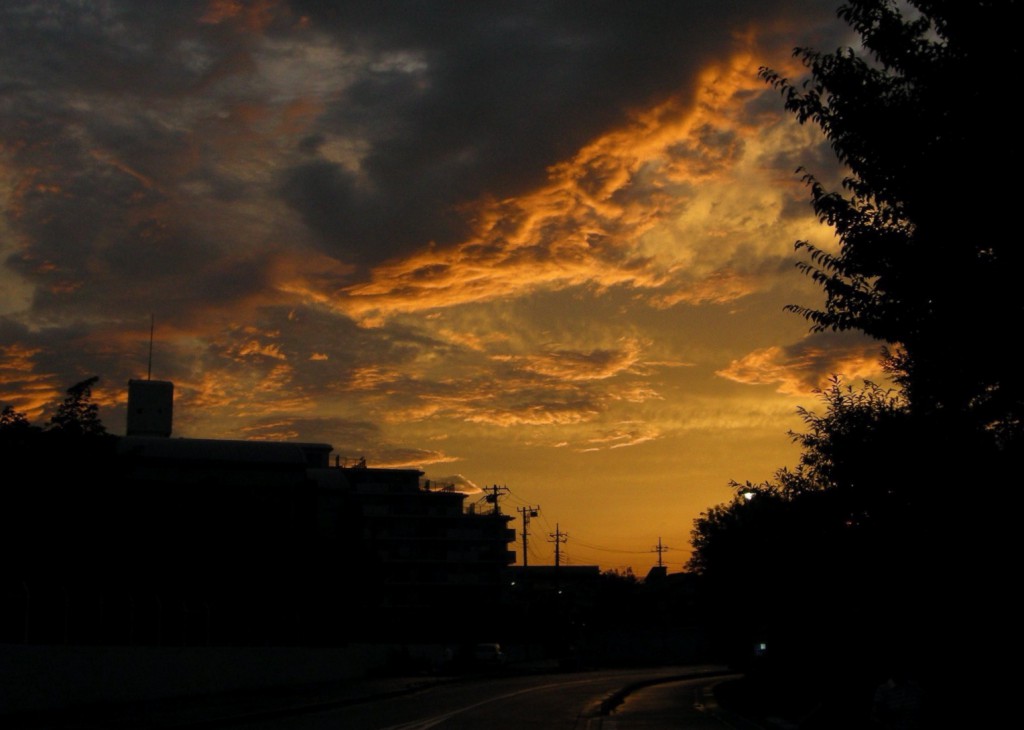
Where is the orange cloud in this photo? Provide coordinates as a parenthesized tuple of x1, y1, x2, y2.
(464, 403, 600, 428)
(361, 448, 460, 469)
(232, 339, 286, 361)
(716, 336, 887, 395)
(241, 419, 299, 441)
(423, 474, 482, 495)
(435, 328, 510, 352)
(577, 421, 661, 452)
(276, 97, 326, 137)
(346, 366, 405, 391)
(175, 355, 310, 433)
(650, 269, 766, 308)
(300, 46, 826, 328)
(200, 0, 282, 33)
(606, 385, 663, 403)
(491, 340, 642, 382)
(89, 149, 160, 191)
(0, 344, 59, 418)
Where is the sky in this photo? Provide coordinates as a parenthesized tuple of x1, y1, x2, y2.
(0, 0, 890, 574)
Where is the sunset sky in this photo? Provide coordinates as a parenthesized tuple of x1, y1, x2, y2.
(0, 1, 890, 573)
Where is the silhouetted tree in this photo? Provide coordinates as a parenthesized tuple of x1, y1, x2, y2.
(691, 4, 1015, 719)
(688, 381, 929, 718)
(746, 378, 911, 498)
(690, 380, 916, 575)
(46, 376, 106, 437)
(0, 404, 31, 434)
(761, 0, 1023, 443)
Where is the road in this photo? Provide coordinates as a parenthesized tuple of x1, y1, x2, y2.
(222, 666, 750, 730)
(599, 675, 766, 729)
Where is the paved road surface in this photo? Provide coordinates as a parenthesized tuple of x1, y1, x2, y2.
(5, 665, 758, 729)
(596, 675, 765, 729)
(222, 667, 749, 730)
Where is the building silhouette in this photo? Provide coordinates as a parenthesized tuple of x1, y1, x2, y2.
(2, 381, 515, 646)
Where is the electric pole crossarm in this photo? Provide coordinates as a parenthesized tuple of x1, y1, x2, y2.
(483, 484, 509, 515)
(651, 537, 673, 569)
(548, 523, 568, 568)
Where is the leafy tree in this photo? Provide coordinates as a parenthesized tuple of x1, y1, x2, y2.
(689, 4, 1018, 717)
(689, 379, 916, 574)
(761, 0, 1023, 442)
(0, 404, 31, 434)
(46, 376, 106, 437)
(759, 0, 1017, 663)
(688, 380, 929, 712)
(750, 378, 910, 497)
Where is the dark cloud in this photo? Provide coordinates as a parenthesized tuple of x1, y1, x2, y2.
(278, 0, 836, 263)
(0, 0, 840, 306)
(0, 1, 874, 572)
(280, 159, 472, 265)
(0, 0, 845, 431)
(0, 2, 223, 97)
(8, 212, 272, 325)
(221, 305, 451, 369)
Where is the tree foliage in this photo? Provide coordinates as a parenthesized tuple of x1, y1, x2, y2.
(686, 4, 1022, 697)
(0, 405, 31, 434)
(688, 379, 914, 576)
(46, 376, 106, 437)
(766, 377, 908, 496)
(687, 380, 930, 702)
(761, 0, 1023, 441)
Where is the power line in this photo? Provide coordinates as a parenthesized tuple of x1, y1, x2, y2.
(502, 486, 687, 563)
(569, 537, 652, 554)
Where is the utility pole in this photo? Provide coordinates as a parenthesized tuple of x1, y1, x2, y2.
(517, 505, 540, 567)
(548, 523, 568, 567)
(483, 484, 509, 515)
(652, 536, 671, 568)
